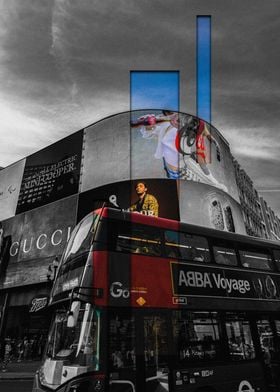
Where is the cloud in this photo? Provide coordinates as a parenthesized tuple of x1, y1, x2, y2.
(0, 0, 279, 216)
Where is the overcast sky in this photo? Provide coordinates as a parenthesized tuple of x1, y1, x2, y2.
(0, 0, 279, 214)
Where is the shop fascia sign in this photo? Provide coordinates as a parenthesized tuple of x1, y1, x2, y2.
(9, 226, 72, 257)
(29, 296, 49, 313)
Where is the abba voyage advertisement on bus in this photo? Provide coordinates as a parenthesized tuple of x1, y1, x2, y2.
(107, 259, 280, 309)
(171, 263, 280, 302)
(16, 130, 83, 214)
(0, 195, 77, 289)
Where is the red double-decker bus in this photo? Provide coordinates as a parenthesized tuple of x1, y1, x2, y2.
(33, 207, 280, 392)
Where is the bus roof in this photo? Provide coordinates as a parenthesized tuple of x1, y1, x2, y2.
(94, 207, 280, 250)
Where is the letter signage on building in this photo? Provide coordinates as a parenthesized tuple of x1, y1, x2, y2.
(16, 131, 83, 213)
(0, 195, 78, 289)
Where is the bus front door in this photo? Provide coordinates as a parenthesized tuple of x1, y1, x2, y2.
(108, 311, 170, 392)
(141, 313, 170, 392)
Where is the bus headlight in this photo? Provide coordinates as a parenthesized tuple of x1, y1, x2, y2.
(94, 380, 102, 391)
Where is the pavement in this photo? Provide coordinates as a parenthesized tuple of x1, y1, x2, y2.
(0, 360, 41, 380)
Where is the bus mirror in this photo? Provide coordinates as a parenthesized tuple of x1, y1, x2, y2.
(67, 301, 81, 328)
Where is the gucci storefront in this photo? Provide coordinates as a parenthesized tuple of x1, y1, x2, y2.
(0, 194, 78, 360)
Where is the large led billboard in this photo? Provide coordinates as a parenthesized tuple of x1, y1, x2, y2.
(16, 131, 83, 214)
(78, 179, 179, 222)
(130, 110, 239, 202)
(179, 181, 246, 235)
(0, 159, 26, 221)
(82, 115, 130, 193)
(81, 111, 240, 204)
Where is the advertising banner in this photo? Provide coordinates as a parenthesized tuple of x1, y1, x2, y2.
(131, 110, 239, 202)
(0, 195, 78, 288)
(179, 181, 246, 235)
(0, 159, 26, 221)
(78, 179, 179, 222)
(16, 131, 83, 213)
(81, 114, 130, 192)
(81, 111, 239, 206)
(105, 256, 280, 309)
(171, 262, 280, 301)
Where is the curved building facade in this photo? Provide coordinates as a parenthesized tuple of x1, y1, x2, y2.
(0, 110, 245, 358)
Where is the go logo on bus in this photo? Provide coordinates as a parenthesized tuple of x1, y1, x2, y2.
(110, 282, 130, 298)
(237, 380, 255, 392)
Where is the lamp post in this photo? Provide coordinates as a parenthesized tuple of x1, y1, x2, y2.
(47, 256, 59, 282)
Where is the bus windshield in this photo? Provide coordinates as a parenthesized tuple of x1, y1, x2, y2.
(51, 213, 99, 299)
(62, 212, 98, 265)
(40, 303, 100, 388)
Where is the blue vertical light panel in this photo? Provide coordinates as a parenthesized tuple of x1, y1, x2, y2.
(197, 16, 211, 123)
(130, 71, 179, 111)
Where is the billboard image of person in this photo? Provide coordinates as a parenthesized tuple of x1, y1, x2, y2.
(132, 111, 228, 193)
(78, 179, 179, 222)
(81, 111, 239, 203)
(129, 182, 159, 217)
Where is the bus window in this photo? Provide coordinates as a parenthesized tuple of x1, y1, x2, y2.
(164, 231, 210, 262)
(239, 249, 273, 271)
(257, 319, 275, 363)
(116, 223, 161, 256)
(225, 314, 255, 361)
(173, 311, 221, 362)
(44, 304, 100, 376)
(213, 246, 238, 266)
(274, 321, 280, 361)
(109, 314, 136, 370)
(273, 250, 280, 271)
(144, 315, 169, 387)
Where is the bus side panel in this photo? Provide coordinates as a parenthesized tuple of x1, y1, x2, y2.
(171, 362, 266, 392)
(92, 251, 108, 306)
(130, 255, 176, 309)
